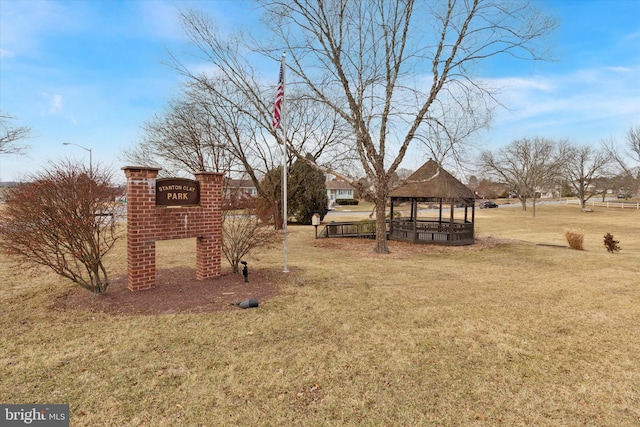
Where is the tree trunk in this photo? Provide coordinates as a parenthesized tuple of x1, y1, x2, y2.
(519, 196, 527, 211)
(373, 199, 389, 254)
(532, 196, 537, 217)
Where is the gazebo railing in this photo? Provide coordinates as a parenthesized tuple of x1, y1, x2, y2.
(316, 218, 474, 245)
(389, 218, 474, 245)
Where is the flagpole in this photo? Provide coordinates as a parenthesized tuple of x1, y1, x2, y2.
(280, 52, 289, 273)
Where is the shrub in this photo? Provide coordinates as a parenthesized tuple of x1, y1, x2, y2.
(222, 209, 279, 273)
(336, 199, 359, 206)
(0, 161, 120, 294)
(603, 233, 621, 253)
(564, 228, 584, 250)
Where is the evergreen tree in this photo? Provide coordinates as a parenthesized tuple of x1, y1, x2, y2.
(288, 157, 328, 225)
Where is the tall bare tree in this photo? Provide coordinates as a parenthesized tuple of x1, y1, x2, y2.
(159, 1, 555, 252)
(259, 0, 556, 252)
(0, 112, 30, 156)
(478, 137, 568, 216)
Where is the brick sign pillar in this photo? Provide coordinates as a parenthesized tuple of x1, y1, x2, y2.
(122, 166, 223, 291)
(194, 171, 223, 280)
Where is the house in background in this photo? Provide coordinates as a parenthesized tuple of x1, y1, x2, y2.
(326, 179, 355, 208)
(224, 178, 258, 209)
(225, 178, 258, 198)
(0, 182, 18, 202)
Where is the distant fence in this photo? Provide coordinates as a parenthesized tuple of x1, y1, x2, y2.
(565, 199, 640, 209)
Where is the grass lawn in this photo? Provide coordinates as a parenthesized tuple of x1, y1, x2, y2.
(1, 204, 639, 425)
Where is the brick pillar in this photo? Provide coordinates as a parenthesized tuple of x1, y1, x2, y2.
(195, 171, 223, 280)
(122, 166, 161, 291)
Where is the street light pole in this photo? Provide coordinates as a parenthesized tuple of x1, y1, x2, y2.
(63, 142, 92, 174)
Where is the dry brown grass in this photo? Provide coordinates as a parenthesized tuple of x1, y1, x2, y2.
(564, 228, 585, 250)
(1, 204, 640, 425)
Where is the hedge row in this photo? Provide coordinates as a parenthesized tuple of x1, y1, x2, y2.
(335, 199, 359, 206)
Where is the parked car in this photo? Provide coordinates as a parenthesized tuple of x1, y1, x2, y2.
(478, 200, 498, 209)
(617, 194, 628, 199)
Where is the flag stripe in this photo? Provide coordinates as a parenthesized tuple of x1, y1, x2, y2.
(272, 61, 284, 129)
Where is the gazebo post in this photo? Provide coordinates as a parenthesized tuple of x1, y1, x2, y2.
(449, 202, 455, 242)
(412, 199, 418, 242)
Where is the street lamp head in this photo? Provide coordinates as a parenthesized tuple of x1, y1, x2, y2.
(62, 142, 93, 173)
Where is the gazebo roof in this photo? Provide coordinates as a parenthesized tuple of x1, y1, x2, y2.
(389, 159, 474, 199)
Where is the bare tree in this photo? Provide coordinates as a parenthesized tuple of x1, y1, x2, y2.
(0, 161, 120, 294)
(259, 0, 557, 252)
(603, 125, 640, 177)
(159, 1, 556, 252)
(563, 143, 612, 208)
(626, 124, 640, 162)
(478, 137, 568, 216)
(415, 94, 492, 170)
(122, 92, 235, 177)
(0, 112, 31, 156)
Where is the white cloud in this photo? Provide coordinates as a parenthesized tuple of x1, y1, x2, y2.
(606, 66, 632, 73)
(137, 1, 186, 41)
(0, 48, 14, 58)
(623, 29, 640, 41)
(483, 65, 640, 145)
(41, 92, 63, 114)
(50, 95, 62, 113)
(0, 1, 70, 56)
(489, 77, 556, 92)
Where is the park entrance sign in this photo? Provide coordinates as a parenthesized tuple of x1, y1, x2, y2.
(122, 167, 223, 291)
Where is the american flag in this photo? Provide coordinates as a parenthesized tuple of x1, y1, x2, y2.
(272, 60, 284, 129)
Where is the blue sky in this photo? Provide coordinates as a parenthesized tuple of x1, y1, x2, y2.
(1, 0, 639, 182)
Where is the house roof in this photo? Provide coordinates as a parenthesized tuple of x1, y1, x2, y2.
(226, 178, 256, 188)
(389, 159, 474, 199)
(325, 179, 353, 190)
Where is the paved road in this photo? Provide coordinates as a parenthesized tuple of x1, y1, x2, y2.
(324, 198, 625, 220)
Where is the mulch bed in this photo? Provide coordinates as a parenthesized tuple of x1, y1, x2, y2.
(55, 268, 281, 316)
(55, 236, 513, 316)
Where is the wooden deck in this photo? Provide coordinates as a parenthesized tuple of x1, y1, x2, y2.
(319, 221, 376, 239)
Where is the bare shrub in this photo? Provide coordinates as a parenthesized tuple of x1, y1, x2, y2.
(564, 228, 585, 250)
(604, 233, 621, 253)
(0, 161, 120, 294)
(222, 209, 279, 273)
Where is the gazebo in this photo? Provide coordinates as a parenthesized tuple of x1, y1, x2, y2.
(388, 159, 476, 245)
